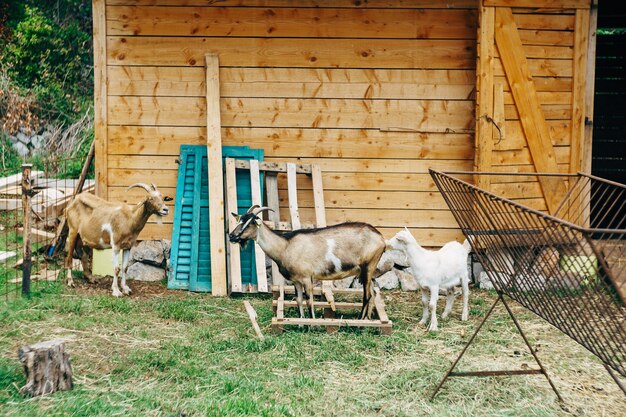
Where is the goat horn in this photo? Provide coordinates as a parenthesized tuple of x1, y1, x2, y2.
(151, 183, 158, 191)
(246, 205, 260, 214)
(253, 206, 274, 216)
(126, 183, 153, 193)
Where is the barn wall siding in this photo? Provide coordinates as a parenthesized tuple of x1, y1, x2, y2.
(96, 0, 592, 246)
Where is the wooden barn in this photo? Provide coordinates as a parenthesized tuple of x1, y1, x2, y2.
(93, 0, 597, 249)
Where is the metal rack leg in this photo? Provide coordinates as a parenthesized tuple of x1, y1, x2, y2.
(604, 364, 626, 396)
(431, 292, 564, 403)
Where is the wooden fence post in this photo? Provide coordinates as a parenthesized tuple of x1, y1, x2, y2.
(21, 164, 33, 297)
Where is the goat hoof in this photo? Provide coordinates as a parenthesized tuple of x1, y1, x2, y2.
(67, 281, 75, 288)
(461, 313, 468, 321)
(428, 324, 438, 332)
(122, 286, 132, 295)
(112, 289, 123, 298)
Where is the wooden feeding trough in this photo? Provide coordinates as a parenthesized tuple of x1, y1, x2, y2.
(271, 285, 392, 335)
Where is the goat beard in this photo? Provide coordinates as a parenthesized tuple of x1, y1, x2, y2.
(155, 215, 163, 225)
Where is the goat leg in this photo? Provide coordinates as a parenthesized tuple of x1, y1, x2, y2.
(111, 248, 123, 297)
(419, 289, 430, 325)
(427, 285, 439, 332)
(64, 230, 79, 288)
(294, 281, 305, 318)
(120, 250, 132, 295)
(461, 275, 470, 321)
(304, 279, 315, 319)
(81, 246, 95, 283)
(442, 289, 456, 319)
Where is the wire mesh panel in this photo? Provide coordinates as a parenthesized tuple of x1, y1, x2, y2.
(430, 170, 626, 378)
(0, 156, 94, 299)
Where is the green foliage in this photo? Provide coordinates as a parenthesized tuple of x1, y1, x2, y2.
(2, 5, 92, 124)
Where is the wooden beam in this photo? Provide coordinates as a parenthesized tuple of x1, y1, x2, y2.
(570, 9, 590, 174)
(495, 7, 566, 214)
(484, 0, 591, 8)
(93, 0, 108, 199)
(582, 0, 597, 175)
(205, 54, 227, 296)
(265, 172, 284, 286)
(475, 5, 495, 191)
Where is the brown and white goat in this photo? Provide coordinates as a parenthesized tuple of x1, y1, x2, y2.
(228, 206, 386, 319)
(64, 183, 171, 297)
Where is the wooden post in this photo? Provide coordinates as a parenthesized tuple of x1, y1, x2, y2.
(475, 5, 495, 191)
(21, 164, 33, 297)
(205, 53, 227, 296)
(92, 0, 108, 199)
(18, 340, 73, 396)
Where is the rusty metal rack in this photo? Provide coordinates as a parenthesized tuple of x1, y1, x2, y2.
(429, 170, 626, 400)
(271, 285, 392, 335)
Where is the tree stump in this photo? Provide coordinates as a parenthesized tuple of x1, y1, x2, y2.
(18, 339, 73, 396)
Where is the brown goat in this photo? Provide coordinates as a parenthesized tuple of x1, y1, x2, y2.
(229, 205, 386, 319)
(64, 183, 171, 296)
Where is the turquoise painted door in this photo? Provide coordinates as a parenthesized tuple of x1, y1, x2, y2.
(168, 145, 263, 292)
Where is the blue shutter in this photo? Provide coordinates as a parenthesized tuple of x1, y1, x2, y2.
(168, 145, 263, 292)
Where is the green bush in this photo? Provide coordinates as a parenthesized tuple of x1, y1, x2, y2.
(2, 5, 92, 125)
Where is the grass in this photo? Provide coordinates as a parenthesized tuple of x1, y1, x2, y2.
(0, 282, 624, 417)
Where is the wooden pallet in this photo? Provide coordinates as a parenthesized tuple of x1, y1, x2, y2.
(271, 285, 392, 335)
(224, 158, 328, 294)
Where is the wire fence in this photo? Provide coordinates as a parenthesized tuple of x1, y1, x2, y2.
(0, 155, 94, 300)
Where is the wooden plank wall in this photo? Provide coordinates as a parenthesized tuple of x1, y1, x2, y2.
(101, 0, 478, 246)
(482, 5, 585, 212)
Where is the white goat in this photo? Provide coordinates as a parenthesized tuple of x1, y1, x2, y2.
(228, 205, 386, 319)
(386, 228, 471, 331)
(64, 183, 171, 297)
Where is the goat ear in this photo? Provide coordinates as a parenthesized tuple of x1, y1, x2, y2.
(231, 212, 240, 221)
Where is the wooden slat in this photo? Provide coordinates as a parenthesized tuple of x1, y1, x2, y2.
(105, 0, 479, 9)
(286, 163, 301, 230)
(570, 9, 589, 173)
(278, 207, 457, 228)
(108, 67, 476, 98)
(107, 6, 477, 39)
(494, 58, 573, 77)
(225, 158, 242, 293)
(496, 75, 573, 92)
(94, 0, 108, 198)
(235, 160, 312, 174)
(205, 54, 227, 296)
(107, 37, 476, 69)
(278, 190, 450, 211)
(485, 0, 590, 8)
(249, 159, 268, 293)
(504, 104, 571, 120)
(108, 126, 473, 160)
(475, 5, 495, 191)
(107, 97, 475, 131)
(497, 120, 571, 150)
(311, 165, 326, 228)
(493, 144, 571, 166)
(513, 13, 575, 31)
(265, 173, 284, 286)
(243, 301, 265, 340)
(108, 67, 476, 100)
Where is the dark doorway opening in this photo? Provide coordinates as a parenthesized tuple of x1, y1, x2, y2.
(593, 2, 626, 184)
